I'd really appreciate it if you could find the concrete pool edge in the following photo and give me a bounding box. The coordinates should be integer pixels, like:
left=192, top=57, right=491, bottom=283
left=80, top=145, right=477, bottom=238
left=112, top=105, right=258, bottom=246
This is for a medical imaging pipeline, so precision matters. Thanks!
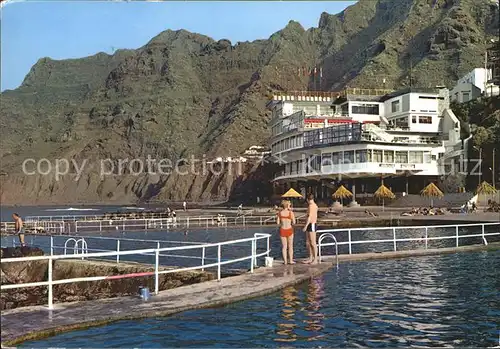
left=2, top=242, right=500, bottom=347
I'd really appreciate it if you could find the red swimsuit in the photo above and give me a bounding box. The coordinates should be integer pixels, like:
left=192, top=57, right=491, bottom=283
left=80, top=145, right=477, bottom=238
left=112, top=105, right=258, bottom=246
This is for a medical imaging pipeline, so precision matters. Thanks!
left=279, top=210, right=294, bottom=237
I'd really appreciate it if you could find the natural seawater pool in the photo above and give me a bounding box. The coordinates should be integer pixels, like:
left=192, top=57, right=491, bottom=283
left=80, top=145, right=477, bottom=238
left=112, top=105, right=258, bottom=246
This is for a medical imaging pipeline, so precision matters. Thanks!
left=22, top=249, right=500, bottom=348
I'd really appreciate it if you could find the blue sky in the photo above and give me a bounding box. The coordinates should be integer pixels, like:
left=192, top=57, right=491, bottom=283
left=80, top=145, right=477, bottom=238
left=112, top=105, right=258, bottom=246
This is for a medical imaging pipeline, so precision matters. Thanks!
left=1, top=0, right=355, bottom=91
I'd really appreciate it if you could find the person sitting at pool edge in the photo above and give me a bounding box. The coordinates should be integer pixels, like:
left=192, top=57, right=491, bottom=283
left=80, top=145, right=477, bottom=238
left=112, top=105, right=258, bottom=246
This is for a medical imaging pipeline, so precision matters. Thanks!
left=277, top=200, right=296, bottom=265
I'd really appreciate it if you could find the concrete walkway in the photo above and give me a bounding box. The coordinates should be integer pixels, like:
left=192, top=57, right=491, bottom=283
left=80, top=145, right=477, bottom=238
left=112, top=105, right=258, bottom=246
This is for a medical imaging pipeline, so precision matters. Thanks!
left=2, top=242, right=500, bottom=346
left=0, top=260, right=333, bottom=346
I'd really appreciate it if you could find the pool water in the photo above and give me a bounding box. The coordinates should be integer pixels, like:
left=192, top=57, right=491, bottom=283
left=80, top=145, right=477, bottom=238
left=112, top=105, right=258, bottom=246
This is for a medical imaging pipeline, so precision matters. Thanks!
left=22, top=249, right=500, bottom=348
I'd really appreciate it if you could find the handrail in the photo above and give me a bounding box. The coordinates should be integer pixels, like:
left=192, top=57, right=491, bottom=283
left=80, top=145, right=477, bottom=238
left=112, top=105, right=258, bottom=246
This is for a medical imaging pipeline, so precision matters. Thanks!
left=75, top=238, right=88, bottom=256
left=318, top=233, right=339, bottom=268
left=316, top=222, right=499, bottom=234
left=6, top=213, right=304, bottom=234
left=317, top=222, right=500, bottom=258
left=1, top=232, right=272, bottom=309
left=63, top=238, right=78, bottom=255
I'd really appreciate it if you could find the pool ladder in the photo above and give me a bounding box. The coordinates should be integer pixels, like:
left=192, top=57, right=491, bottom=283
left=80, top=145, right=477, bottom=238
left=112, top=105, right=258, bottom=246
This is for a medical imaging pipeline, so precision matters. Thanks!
left=318, top=233, right=339, bottom=269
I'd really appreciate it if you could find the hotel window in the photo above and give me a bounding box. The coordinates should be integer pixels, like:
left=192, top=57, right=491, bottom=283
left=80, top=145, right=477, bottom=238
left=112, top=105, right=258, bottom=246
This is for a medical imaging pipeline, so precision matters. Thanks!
left=344, top=151, right=355, bottom=163
left=412, top=116, right=417, bottom=123
left=383, top=150, right=394, bottom=163
left=391, top=100, right=400, bottom=113
left=395, top=117, right=409, bottom=128
left=332, top=152, right=341, bottom=165
left=419, top=116, right=432, bottom=124
left=396, top=151, right=408, bottom=163
left=424, top=152, right=432, bottom=163
left=373, top=150, right=383, bottom=162
left=409, top=151, right=424, bottom=163
left=352, top=103, right=379, bottom=115
left=322, top=153, right=332, bottom=166
left=366, top=150, right=372, bottom=162
left=356, top=150, right=368, bottom=163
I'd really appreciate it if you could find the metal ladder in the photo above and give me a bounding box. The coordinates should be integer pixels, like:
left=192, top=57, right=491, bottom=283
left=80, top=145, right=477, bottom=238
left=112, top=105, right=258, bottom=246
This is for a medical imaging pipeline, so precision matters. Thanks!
left=318, top=233, right=339, bottom=269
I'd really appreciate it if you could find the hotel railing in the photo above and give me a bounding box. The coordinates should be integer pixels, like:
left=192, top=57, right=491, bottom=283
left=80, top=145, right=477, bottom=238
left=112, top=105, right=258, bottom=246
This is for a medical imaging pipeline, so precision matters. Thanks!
left=1, top=233, right=272, bottom=309
left=317, top=222, right=500, bottom=260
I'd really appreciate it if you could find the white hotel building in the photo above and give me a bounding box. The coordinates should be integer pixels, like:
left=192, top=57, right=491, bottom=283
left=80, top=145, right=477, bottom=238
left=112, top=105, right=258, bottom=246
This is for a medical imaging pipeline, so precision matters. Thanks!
left=267, top=88, right=469, bottom=202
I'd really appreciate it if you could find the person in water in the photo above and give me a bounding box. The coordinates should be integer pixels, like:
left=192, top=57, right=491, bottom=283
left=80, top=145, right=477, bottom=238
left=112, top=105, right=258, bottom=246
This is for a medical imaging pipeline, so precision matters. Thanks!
left=12, top=213, right=26, bottom=247
left=303, top=194, right=318, bottom=264
left=277, top=200, right=296, bottom=265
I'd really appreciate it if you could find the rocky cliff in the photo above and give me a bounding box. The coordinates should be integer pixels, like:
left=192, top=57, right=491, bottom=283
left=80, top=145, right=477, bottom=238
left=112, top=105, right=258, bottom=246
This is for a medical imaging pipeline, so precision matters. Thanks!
left=1, top=0, right=498, bottom=204
left=1, top=247, right=214, bottom=310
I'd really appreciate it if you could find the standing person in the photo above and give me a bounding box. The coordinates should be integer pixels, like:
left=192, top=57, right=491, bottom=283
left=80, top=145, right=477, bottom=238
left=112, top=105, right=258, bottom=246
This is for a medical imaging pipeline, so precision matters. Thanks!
left=12, top=213, right=26, bottom=247
left=277, top=200, right=296, bottom=265
left=303, top=194, right=318, bottom=264
left=183, top=201, right=187, bottom=211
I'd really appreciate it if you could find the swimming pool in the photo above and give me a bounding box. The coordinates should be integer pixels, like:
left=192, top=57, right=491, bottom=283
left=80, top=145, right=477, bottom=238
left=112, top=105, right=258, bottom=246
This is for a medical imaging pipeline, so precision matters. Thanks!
left=21, top=249, right=500, bottom=347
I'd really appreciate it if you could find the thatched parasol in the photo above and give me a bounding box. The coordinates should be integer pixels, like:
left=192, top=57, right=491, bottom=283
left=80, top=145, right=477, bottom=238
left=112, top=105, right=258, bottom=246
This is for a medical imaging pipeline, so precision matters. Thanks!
left=281, top=188, right=303, bottom=198
left=281, top=188, right=303, bottom=209
left=332, top=185, right=353, bottom=206
left=420, top=182, right=444, bottom=207
left=476, top=181, right=497, bottom=195
left=374, top=184, right=395, bottom=211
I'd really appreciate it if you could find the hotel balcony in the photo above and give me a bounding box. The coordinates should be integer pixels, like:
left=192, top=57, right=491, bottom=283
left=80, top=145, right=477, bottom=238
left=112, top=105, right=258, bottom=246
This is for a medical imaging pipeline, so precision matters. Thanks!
left=274, top=162, right=439, bottom=181
left=302, top=123, right=442, bottom=149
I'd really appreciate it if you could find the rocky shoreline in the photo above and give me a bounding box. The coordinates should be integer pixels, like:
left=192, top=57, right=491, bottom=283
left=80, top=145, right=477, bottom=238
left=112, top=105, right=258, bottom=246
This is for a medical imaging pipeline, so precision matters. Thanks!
left=1, top=247, right=215, bottom=310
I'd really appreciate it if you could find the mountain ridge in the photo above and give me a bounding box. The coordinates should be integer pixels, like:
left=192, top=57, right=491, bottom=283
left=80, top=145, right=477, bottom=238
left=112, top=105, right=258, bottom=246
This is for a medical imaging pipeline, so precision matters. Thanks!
left=1, top=0, right=498, bottom=204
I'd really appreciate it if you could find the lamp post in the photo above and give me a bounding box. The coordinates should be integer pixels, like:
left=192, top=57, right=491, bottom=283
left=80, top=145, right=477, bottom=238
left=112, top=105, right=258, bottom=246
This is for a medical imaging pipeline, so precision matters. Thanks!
left=493, top=148, right=496, bottom=189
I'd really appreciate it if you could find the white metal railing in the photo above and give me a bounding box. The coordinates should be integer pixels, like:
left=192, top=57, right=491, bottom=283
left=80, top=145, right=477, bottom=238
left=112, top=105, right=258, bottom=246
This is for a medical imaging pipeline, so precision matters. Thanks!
left=1, top=220, right=65, bottom=234
left=25, top=214, right=229, bottom=223
left=4, top=214, right=285, bottom=235
left=11, top=234, right=223, bottom=266
left=1, top=233, right=272, bottom=309
left=317, top=223, right=500, bottom=257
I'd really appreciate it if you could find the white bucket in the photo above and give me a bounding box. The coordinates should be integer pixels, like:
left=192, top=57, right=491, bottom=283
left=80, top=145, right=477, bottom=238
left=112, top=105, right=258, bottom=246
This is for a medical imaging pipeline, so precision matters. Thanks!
left=265, top=257, right=274, bottom=267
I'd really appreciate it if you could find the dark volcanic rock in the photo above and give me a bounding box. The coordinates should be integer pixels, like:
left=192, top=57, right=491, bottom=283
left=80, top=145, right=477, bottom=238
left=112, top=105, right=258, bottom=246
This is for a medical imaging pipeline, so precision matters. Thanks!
left=0, top=253, right=215, bottom=310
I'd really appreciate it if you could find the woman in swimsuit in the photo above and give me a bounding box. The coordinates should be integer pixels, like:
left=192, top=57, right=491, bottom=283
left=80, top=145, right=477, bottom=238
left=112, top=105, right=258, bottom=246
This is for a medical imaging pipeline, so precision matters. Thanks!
left=277, top=200, right=296, bottom=265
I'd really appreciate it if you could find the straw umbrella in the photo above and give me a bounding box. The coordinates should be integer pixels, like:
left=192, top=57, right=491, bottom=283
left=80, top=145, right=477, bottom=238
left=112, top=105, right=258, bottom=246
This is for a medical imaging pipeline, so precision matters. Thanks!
left=281, top=188, right=303, bottom=209
left=476, top=181, right=498, bottom=204
left=332, top=185, right=353, bottom=207
left=281, top=188, right=303, bottom=199
left=420, top=182, right=444, bottom=207
left=374, top=184, right=395, bottom=211
left=476, top=181, right=497, bottom=195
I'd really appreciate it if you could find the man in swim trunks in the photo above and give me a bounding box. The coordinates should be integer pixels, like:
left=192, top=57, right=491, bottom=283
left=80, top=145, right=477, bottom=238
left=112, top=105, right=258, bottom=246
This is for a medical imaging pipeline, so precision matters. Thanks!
left=277, top=200, right=296, bottom=265
left=303, top=194, right=318, bottom=264
left=12, top=213, right=26, bottom=247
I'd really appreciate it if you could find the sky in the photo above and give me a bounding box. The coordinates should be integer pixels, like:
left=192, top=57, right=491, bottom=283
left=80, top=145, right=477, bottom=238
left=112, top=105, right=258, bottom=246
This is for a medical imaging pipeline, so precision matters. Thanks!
left=0, top=0, right=355, bottom=91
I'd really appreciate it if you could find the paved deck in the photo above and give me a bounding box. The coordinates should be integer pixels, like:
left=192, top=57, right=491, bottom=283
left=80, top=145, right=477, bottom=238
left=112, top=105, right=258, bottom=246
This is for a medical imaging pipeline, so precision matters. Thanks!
left=2, top=242, right=500, bottom=346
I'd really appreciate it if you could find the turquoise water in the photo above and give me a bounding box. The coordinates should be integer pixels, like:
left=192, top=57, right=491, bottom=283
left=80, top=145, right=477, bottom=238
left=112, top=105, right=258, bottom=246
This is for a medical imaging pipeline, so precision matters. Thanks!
left=22, top=250, right=500, bottom=348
